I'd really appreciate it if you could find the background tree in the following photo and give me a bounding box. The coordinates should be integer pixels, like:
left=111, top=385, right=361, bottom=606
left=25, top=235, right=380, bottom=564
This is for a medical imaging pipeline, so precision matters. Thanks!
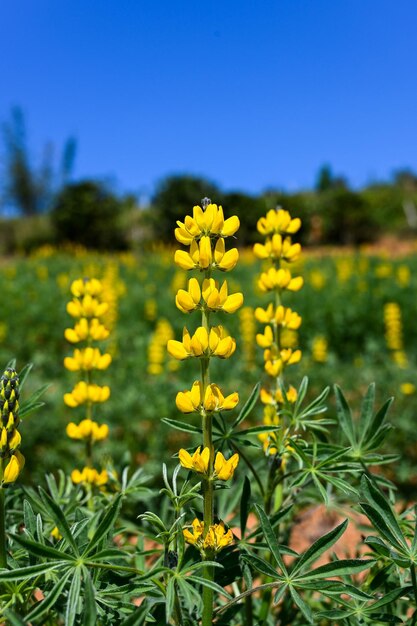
left=1, top=107, right=76, bottom=216
left=51, top=180, right=132, bottom=250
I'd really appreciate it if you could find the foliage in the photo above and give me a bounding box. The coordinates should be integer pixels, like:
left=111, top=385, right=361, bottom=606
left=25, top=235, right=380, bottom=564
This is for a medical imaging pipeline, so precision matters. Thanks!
left=51, top=180, right=133, bottom=250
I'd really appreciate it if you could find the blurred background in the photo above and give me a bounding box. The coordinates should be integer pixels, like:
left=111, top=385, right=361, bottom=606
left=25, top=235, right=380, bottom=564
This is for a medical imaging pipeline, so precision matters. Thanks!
left=1, top=1, right=417, bottom=492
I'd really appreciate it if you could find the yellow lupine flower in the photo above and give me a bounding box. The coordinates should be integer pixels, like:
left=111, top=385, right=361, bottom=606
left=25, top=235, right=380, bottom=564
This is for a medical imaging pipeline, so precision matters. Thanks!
left=255, top=304, right=302, bottom=330
left=260, top=385, right=297, bottom=405
left=203, top=522, right=233, bottom=552
left=178, top=446, right=210, bottom=474
left=167, top=326, right=236, bottom=360
left=64, top=317, right=110, bottom=343
left=213, top=238, right=239, bottom=272
left=183, top=518, right=233, bottom=552
left=176, top=381, right=239, bottom=413
left=64, top=347, right=112, bottom=371
left=201, top=279, right=243, bottom=313
left=3, top=450, right=25, bottom=484
left=66, top=294, right=109, bottom=319
left=66, top=418, right=109, bottom=442
left=257, top=208, right=301, bottom=237
left=64, top=382, right=111, bottom=407
left=256, top=325, right=274, bottom=348
left=214, top=451, right=239, bottom=481
left=400, top=382, right=416, bottom=395
left=253, top=234, right=301, bottom=263
left=258, top=267, right=303, bottom=293
left=71, top=466, right=108, bottom=487
left=175, top=204, right=240, bottom=243
left=183, top=517, right=204, bottom=545
left=51, top=526, right=62, bottom=540
left=70, top=278, right=103, bottom=298
left=176, top=278, right=202, bottom=313
left=264, top=348, right=302, bottom=377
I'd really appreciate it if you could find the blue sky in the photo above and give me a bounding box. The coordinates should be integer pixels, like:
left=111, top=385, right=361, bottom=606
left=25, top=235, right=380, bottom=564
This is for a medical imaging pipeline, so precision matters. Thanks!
left=1, top=0, right=417, bottom=199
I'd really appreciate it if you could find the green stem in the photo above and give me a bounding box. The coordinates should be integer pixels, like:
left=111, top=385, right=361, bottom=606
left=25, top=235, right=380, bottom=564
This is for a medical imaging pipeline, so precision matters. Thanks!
left=0, top=487, right=6, bottom=568
left=201, top=291, right=214, bottom=626
left=411, top=564, right=417, bottom=621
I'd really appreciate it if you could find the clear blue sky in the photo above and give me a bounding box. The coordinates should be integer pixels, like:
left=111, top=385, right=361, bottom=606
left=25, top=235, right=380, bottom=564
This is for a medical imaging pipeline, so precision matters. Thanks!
left=1, top=0, right=417, bottom=199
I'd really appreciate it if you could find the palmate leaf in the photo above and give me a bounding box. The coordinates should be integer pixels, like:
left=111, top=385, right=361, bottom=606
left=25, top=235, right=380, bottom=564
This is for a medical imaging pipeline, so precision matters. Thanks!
left=290, top=585, right=314, bottom=624
left=9, top=533, right=76, bottom=562
left=334, top=385, right=356, bottom=446
left=161, top=418, right=202, bottom=434
left=82, top=568, right=97, bottom=626
left=295, top=558, right=375, bottom=581
left=241, top=552, right=281, bottom=578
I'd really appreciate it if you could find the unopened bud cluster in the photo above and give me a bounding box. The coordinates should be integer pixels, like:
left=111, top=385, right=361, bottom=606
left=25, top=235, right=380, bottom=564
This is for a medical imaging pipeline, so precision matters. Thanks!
left=0, top=369, right=24, bottom=485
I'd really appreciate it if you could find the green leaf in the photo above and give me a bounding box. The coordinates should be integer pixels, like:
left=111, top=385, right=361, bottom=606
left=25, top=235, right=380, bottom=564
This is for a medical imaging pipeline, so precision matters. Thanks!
left=10, top=534, right=76, bottom=562
left=289, top=585, right=314, bottom=623
left=292, top=519, right=348, bottom=576
left=254, top=504, right=287, bottom=575
left=23, top=499, right=37, bottom=535
left=19, top=384, right=49, bottom=418
left=240, top=476, right=251, bottom=537
left=82, top=569, right=97, bottom=626
left=358, top=383, right=375, bottom=444
left=2, top=610, right=27, bottom=626
left=0, top=561, right=61, bottom=581
left=232, top=382, right=260, bottom=428
left=241, top=552, right=280, bottom=578
left=38, top=487, right=79, bottom=556
left=296, top=558, right=375, bottom=581
left=165, top=578, right=175, bottom=623
left=187, top=575, right=233, bottom=598
left=161, top=418, right=202, bottom=434
left=334, top=385, right=356, bottom=446
left=360, top=476, right=407, bottom=551
left=83, top=494, right=122, bottom=557
left=25, top=569, right=72, bottom=622
left=65, top=568, right=81, bottom=626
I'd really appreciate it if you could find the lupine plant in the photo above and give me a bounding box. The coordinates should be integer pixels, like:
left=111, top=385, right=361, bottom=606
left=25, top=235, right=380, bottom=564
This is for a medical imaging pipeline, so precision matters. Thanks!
left=0, top=203, right=415, bottom=625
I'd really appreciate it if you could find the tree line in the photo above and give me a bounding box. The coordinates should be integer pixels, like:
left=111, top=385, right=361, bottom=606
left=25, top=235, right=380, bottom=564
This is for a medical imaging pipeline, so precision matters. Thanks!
left=1, top=108, right=416, bottom=251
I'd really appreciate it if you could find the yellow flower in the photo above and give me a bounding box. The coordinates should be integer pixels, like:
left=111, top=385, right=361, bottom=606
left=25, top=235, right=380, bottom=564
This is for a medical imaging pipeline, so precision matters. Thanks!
left=66, top=418, right=109, bottom=442
left=71, top=467, right=108, bottom=486
left=312, top=335, right=328, bottom=363
left=203, top=521, right=233, bottom=552
left=176, top=278, right=202, bottom=313
left=214, top=451, right=239, bottom=480
left=176, top=381, right=239, bottom=413
left=64, top=382, right=111, bottom=407
left=257, top=208, right=301, bottom=237
left=178, top=446, right=210, bottom=475
left=70, top=278, right=103, bottom=298
left=256, top=325, right=274, bottom=348
left=400, top=382, right=416, bottom=395
left=175, top=204, right=240, bottom=244
left=51, top=526, right=62, bottom=540
left=66, top=295, right=108, bottom=319
left=64, top=348, right=112, bottom=371
left=260, top=385, right=297, bottom=405
left=253, top=234, right=301, bottom=263
left=65, top=318, right=110, bottom=343
left=258, top=267, right=303, bottom=293
left=183, top=517, right=205, bottom=545
left=264, top=348, right=302, bottom=376
left=167, top=326, right=236, bottom=360
left=213, top=238, right=239, bottom=272
left=201, top=279, right=243, bottom=313
left=183, top=518, right=233, bottom=552
left=2, top=450, right=25, bottom=484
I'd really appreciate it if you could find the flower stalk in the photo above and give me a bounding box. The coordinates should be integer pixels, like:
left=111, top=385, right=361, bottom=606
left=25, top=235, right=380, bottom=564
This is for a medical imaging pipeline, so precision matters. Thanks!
left=168, top=199, right=242, bottom=624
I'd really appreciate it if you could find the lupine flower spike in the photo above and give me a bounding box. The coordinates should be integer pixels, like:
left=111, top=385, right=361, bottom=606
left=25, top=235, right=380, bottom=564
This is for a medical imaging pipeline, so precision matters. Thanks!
left=254, top=207, right=303, bottom=481
left=169, top=199, right=242, bottom=626
left=64, top=278, right=111, bottom=490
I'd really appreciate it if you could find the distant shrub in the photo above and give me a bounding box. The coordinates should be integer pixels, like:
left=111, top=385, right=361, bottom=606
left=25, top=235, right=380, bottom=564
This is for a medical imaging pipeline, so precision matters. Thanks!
left=51, top=180, right=130, bottom=250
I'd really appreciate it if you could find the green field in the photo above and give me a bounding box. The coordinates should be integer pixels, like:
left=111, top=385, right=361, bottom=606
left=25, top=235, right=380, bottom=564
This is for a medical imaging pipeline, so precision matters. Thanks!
left=1, top=243, right=415, bottom=491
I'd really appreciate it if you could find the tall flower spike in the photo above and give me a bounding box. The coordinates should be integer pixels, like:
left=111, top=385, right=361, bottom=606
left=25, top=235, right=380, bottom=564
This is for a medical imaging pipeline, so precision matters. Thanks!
left=254, top=206, right=303, bottom=460
left=64, top=278, right=111, bottom=489
left=171, top=200, right=241, bottom=624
